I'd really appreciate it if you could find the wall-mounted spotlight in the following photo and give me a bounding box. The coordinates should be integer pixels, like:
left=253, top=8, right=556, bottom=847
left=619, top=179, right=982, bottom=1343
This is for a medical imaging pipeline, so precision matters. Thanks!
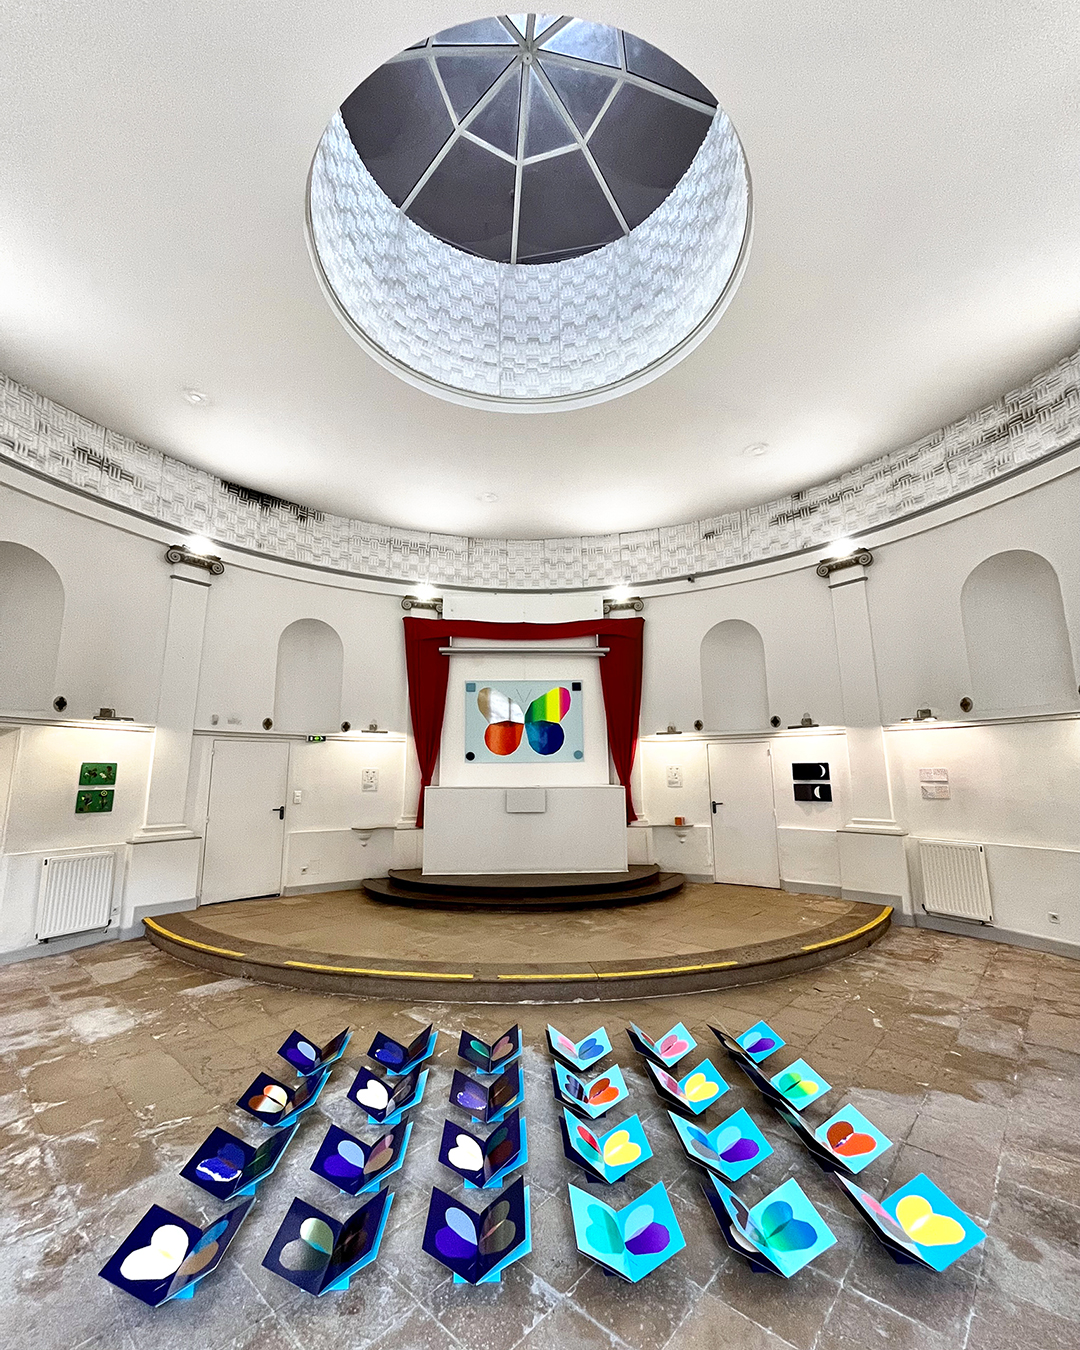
left=787, top=713, right=819, bottom=728
left=603, top=596, right=644, bottom=615
left=401, top=593, right=443, bottom=615
left=165, top=538, right=225, bottom=574
left=815, top=539, right=873, bottom=578
left=656, top=724, right=682, bottom=735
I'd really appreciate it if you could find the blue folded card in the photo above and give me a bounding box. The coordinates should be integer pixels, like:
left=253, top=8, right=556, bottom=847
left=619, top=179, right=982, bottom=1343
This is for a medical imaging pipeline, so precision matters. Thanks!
left=438, top=1108, right=527, bottom=1189
left=458, top=1025, right=521, bottom=1075
left=235, top=1066, right=330, bottom=1128
left=551, top=1062, right=630, bottom=1118
left=833, top=1172, right=986, bottom=1271
left=278, top=1026, right=351, bottom=1076
left=546, top=1024, right=612, bottom=1070
left=422, top=1176, right=531, bottom=1285
left=569, top=1180, right=685, bottom=1282
left=311, top=1120, right=411, bottom=1196
left=348, top=1064, right=427, bottom=1125
left=262, top=1190, right=393, bottom=1294
left=100, top=1197, right=253, bottom=1306
left=704, top=1175, right=837, bottom=1278
left=449, top=1063, right=523, bottom=1124
left=768, top=1058, right=831, bottom=1111
left=626, top=1021, right=696, bottom=1068
left=367, top=1024, right=437, bottom=1076
left=181, top=1122, right=297, bottom=1199
left=668, top=1107, right=772, bottom=1183
left=734, top=1020, right=785, bottom=1063
left=645, top=1057, right=729, bottom=1115
left=560, top=1107, right=652, bottom=1184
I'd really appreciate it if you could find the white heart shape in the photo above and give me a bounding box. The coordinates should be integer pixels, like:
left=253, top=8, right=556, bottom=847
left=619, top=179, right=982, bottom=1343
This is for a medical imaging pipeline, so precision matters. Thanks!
left=355, top=1077, right=389, bottom=1110
left=447, top=1134, right=484, bottom=1172
left=119, top=1224, right=189, bottom=1281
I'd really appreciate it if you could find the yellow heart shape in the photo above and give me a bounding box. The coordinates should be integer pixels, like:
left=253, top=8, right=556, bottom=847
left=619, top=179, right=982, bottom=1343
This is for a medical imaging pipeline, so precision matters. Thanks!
left=895, top=1194, right=966, bottom=1247
left=683, top=1072, right=719, bottom=1102
left=602, top=1130, right=641, bottom=1167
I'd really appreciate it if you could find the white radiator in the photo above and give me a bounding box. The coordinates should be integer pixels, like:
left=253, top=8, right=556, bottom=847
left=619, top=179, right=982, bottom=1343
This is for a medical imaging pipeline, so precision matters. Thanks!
left=918, top=839, right=993, bottom=922
left=36, top=852, right=115, bottom=941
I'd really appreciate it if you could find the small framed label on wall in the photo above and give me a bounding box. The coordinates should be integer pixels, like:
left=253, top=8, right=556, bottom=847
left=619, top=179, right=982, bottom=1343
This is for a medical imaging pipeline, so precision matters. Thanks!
left=79, top=762, right=117, bottom=785
left=76, top=789, right=114, bottom=814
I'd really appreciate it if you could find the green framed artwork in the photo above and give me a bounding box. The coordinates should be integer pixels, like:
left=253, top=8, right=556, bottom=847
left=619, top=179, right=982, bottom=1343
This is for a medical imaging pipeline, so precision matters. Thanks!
left=76, top=789, right=114, bottom=814
left=80, top=762, right=117, bottom=785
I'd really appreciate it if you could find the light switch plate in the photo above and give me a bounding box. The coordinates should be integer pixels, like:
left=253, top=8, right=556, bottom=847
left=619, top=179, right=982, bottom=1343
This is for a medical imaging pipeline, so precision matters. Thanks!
left=921, top=783, right=950, bottom=799
left=293, top=790, right=303, bottom=804
left=919, top=767, right=949, bottom=782
left=361, top=768, right=378, bottom=792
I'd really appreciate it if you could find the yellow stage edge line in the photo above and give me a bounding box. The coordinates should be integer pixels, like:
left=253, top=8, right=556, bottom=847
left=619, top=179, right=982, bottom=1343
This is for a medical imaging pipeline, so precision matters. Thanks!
left=284, top=959, right=473, bottom=979
left=143, top=919, right=247, bottom=959
left=598, top=960, right=740, bottom=978
left=800, top=907, right=893, bottom=953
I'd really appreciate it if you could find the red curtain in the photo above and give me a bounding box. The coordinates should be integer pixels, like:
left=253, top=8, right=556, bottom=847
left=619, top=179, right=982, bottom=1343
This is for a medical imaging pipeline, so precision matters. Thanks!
left=403, top=616, right=644, bottom=827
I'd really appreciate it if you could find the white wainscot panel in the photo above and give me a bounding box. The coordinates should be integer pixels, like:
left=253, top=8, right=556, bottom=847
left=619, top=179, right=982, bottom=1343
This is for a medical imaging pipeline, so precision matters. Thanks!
left=651, top=824, right=712, bottom=880
left=983, top=843, right=1079, bottom=945
left=283, top=827, right=393, bottom=890
left=777, top=827, right=841, bottom=895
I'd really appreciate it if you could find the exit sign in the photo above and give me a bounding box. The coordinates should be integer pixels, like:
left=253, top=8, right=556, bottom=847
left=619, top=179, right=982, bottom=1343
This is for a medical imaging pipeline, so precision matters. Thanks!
left=306, top=735, right=327, bottom=743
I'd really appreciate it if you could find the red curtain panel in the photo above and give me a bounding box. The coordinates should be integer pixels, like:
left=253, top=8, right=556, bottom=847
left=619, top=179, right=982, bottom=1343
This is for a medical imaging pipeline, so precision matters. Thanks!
left=403, top=616, right=644, bottom=827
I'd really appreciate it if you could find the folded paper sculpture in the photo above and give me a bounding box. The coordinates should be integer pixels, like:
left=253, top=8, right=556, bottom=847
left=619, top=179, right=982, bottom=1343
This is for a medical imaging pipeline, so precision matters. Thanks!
left=310, top=1121, right=411, bottom=1196
left=181, top=1122, right=297, bottom=1200
left=100, top=1197, right=253, bottom=1306
left=551, top=1062, right=629, bottom=1119
left=768, top=1058, right=831, bottom=1111
left=458, top=1025, right=521, bottom=1075
left=546, top=1024, right=612, bottom=1070
left=278, top=1027, right=351, bottom=1076
left=262, top=1190, right=393, bottom=1294
left=774, top=1101, right=893, bottom=1175
left=704, top=1175, right=838, bottom=1277
left=625, top=1021, right=696, bottom=1068
left=367, top=1024, right=437, bottom=1076
left=668, top=1107, right=773, bottom=1183
left=569, top=1180, right=685, bottom=1282
left=833, top=1172, right=986, bottom=1271
left=438, top=1108, right=527, bottom=1189
left=645, top=1057, right=729, bottom=1116
left=559, top=1107, right=652, bottom=1184
left=422, top=1176, right=531, bottom=1284
left=449, top=1063, right=523, bottom=1124
left=348, top=1065, right=427, bottom=1125
left=733, top=1020, right=785, bottom=1063
left=236, top=1067, right=330, bottom=1128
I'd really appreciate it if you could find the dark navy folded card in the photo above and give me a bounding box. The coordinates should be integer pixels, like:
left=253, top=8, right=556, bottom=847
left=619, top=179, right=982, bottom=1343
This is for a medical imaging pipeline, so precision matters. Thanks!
left=262, top=1190, right=393, bottom=1295
left=438, top=1109, right=526, bottom=1188
left=458, top=1025, right=521, bottom=1075
left=278, top=1026, right=351, bottom=1076
left=449, top=1063, right=523, bottom=1124
left=422, top=1176, right=530, bottom=1284
left=181, top=1123, right=297, bottom=1200
left=348, top=1065, right=426, bottom=1124
left=100, top=1197, right=253, bottom=1306
left=236, top=1067, right=330, bottom=1127
left=311, top=1121, right=411, bottom=1196
left=367, top=1024, right=437, bottom=1076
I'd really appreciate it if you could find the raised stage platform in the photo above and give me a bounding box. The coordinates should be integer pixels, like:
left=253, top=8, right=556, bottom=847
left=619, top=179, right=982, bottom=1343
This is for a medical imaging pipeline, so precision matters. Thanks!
left=143, top=882, right=892, bottom=1003
left=362, top=863, right=685, bottom=907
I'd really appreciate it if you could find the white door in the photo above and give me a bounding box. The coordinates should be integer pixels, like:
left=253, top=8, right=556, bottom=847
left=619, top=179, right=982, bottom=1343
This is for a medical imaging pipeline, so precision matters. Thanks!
left=201, top=740, right=290, bottom=905
left=707, top=741, right=780, bottom=888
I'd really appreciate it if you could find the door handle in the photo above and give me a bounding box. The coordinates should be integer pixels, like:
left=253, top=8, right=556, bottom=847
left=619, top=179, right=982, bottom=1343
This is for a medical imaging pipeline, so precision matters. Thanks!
left=711, top=800, right=723, bottom=812
left=272, top=806, right=285, bottom=819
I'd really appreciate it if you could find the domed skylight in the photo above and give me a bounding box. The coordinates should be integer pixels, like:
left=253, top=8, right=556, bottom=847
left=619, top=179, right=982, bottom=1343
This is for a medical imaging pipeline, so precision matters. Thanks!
left=339, top=13, right=718, bottom=264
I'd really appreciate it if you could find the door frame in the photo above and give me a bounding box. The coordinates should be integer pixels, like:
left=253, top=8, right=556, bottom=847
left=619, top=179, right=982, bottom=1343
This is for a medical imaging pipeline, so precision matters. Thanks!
left=197, top=736, right=292, bottom=905
left=706, top=739, right=781, bottom=888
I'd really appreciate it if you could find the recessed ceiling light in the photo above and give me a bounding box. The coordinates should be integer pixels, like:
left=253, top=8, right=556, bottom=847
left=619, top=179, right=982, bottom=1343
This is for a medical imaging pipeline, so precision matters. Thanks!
left=182, top=388, right=210, bottom=405
left=477, top=492, right=499, bottom=503
left=742, top=442, right=768, bottom=456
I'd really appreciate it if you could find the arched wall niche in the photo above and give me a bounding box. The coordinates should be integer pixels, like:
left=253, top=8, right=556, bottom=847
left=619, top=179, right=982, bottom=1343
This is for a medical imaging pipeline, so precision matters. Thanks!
left=0, top=542, right=64, bottom=713
left=700, top=619, right=770, bottom=731
left=273, top=619, right=344, bottom=733
left=960, top=550, right=1077, bottom=715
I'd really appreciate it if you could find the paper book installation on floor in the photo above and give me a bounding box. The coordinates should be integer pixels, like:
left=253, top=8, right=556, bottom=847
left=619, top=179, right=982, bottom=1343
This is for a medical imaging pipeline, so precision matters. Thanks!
left=450, top=1062, right=523, bottom=1124
left=348, top=1064, right=427, bottom=1125
left=569, top=1181, right=686, bottom=1282
left=833, top=1173, right=986, bottom=1271
left=645, top=1057, right=729, bottom=1114
left=551, top=1061, right=630, bottom=1118
left=560, top=1108, right=653, bottom=1184
left=310, top=1121, right=411, bottom=1196
left=181, top=1122, right=298, bottom=1200
left=100, top=1197, right=254, bottom=1306
left=669, top=1107, right=774, bottom=1183
left=734, top=1020, right=786, bottom=1062
left=278, top=1026, right=351, bottom=1075
left=236, top=1066, right=330, bottom=1128
left=423, top=1176, right=531, bottom=1284
left=367, top=1023, right=437, bottom=1075
left=705, top=1176, right=838, bottom=1278
left=464, top=679, right=583, bottom=761
left=458, top=1024, right=521, bottom=1074
left=626, top=1021, right=696, bottom=1067
left=438, top=1107, right=527, bottom=1189
left=547, top=1024, right=612, bottom=1070
left=263, top=1190, right=393, bottom=1295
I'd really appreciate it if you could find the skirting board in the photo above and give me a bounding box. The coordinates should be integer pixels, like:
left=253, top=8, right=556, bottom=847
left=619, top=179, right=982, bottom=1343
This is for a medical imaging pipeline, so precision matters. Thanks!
left=283, top=879, right=366, bottom=896
left=895, top=908, right=1080, bottom=961
left=841, top=888, right=904, bottom=908
left=118, top=896, right=197, bottom=942
left=783, top=880, right=843, bottom=898
left=0, top=926, right=117, bottom=965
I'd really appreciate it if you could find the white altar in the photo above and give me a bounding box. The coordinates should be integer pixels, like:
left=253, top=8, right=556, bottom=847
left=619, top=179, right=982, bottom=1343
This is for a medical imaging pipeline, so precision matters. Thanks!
left=421, top=785, right=628, bottom=875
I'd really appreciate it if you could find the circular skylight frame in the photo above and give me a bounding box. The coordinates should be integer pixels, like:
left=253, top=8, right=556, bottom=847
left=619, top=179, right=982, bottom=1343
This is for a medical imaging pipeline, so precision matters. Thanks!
left=306, top=14, right=753, bottom=414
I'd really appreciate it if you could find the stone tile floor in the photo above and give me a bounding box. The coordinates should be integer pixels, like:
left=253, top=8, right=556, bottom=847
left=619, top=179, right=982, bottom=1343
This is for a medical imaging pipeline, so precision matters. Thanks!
left=0, top=924, right=1077, bottom=1350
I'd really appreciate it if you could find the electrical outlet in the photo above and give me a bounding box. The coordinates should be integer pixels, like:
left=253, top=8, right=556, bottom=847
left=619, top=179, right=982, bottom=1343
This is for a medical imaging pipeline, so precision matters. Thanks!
left=361, top=768, right=378, bottom=792
left=1048, top=912, right=1061, bottom=925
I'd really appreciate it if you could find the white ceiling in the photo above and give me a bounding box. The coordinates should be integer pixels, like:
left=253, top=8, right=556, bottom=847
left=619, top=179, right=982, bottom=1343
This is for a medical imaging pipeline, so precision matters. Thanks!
left=1, top=2, right=1077, bottom=540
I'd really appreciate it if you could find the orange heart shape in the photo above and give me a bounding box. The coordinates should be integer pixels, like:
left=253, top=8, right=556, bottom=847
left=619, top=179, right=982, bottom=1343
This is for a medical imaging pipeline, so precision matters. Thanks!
left=826, top=1120, right=876, bottom=1157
